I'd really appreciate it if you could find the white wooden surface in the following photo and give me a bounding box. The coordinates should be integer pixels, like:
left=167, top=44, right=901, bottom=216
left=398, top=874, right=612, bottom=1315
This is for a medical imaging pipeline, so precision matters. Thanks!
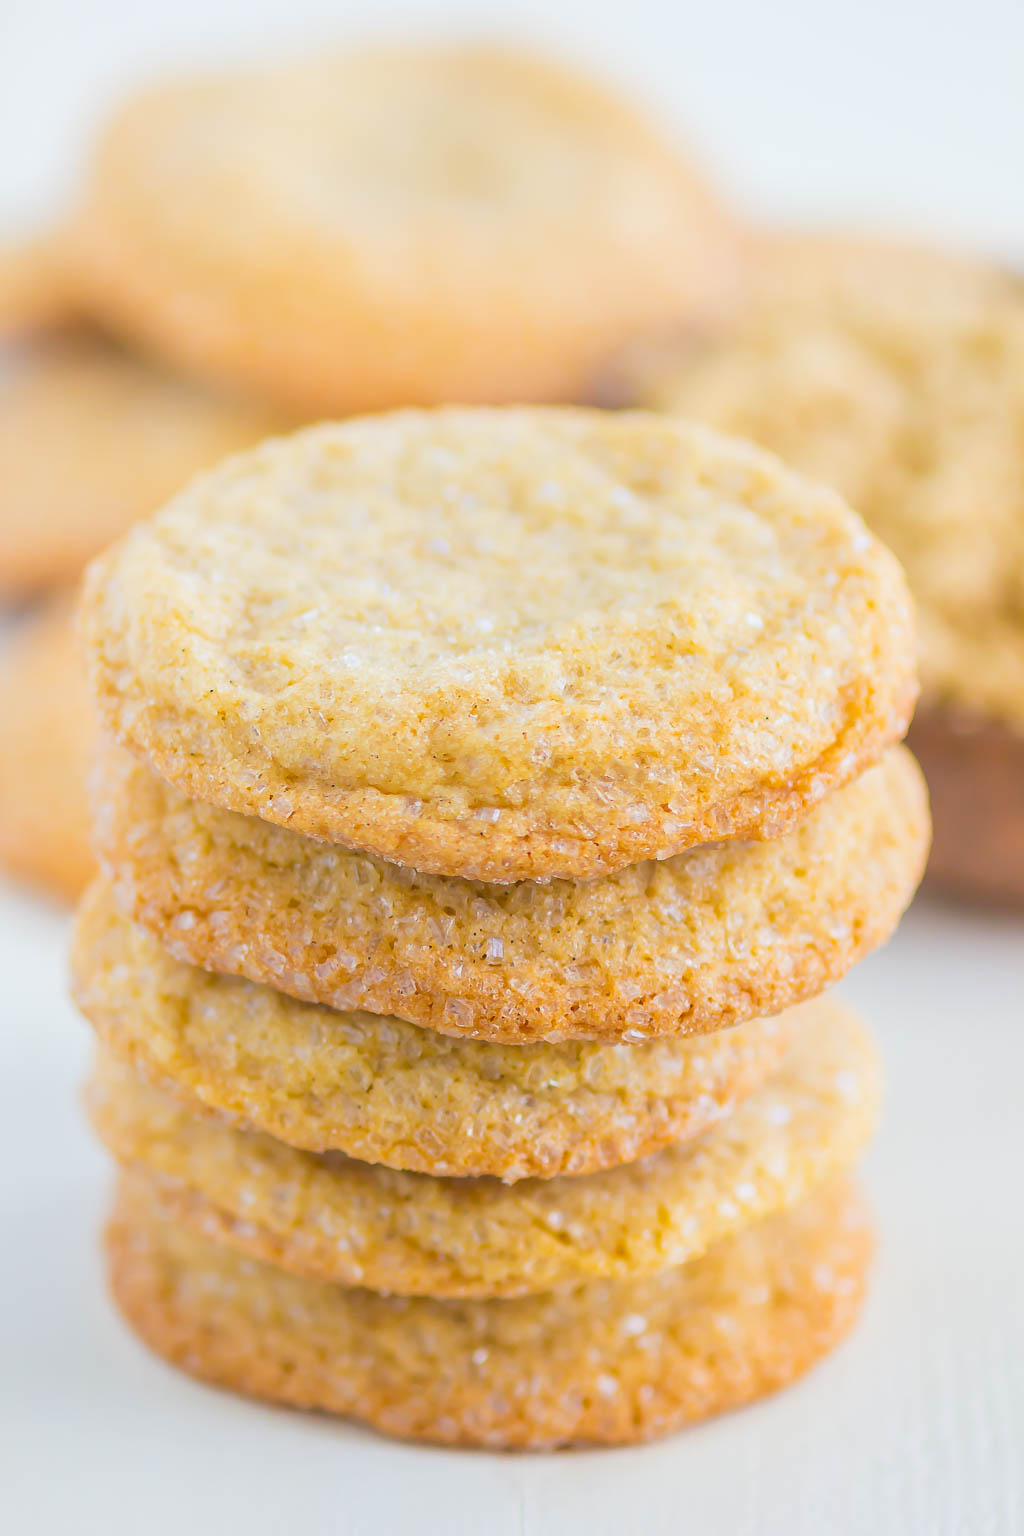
left=1, top=3, right=1023, bottom=1531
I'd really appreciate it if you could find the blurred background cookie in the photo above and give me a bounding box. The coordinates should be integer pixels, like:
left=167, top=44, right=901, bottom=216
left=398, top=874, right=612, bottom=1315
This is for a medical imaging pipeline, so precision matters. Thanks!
left=0, top=233, right=76, bottom=336
left=61, top=46, right=744, bottom=413
left=0, top=332, right=282, bottom=901
left=0, top=598, right=93, bottom=902
left=631, top=233, right=1024, bottom=904
left=0, top=333, right=281, bottom=601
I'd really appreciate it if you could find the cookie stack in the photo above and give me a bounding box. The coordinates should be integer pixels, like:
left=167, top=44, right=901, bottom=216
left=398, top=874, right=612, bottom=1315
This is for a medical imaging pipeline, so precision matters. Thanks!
left=72, top=409, right=927, bottom=1448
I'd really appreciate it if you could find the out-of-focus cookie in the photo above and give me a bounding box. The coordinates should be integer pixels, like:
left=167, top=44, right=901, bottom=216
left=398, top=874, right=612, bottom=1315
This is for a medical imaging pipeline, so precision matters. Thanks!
left=907, top=707, right=1024, bottom=904
left=64, top=46, right=742, bottom=414
left=106, top=1171, right=872, bottom=1449
left=86, top=1001, right=880, bottom=1298
left=0, top=335, right=279, bottom=599
left=0, top=233, right=75, bottom=336
left=81, top=410, right=916, bottom=883
left=636, top=234, right=1024, bottom=728
left=93, top=742, right=927, bottom=1043
left=632, top=234, right=1024, bottom=900
left=73, top=879, right=792, bottom=1179
left=0, top=599, right=93, bottom=901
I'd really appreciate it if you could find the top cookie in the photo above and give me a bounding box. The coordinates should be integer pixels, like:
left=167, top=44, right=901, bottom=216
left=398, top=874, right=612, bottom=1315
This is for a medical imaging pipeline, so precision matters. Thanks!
left=63, top=46, right=742, bottom=413
left=82, top=408, right=916, bottom=882
left=635, top=233, right=1024, bottom=730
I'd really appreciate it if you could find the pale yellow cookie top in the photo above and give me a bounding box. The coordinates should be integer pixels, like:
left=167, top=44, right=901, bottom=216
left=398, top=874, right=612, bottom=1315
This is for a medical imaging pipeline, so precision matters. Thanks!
left=87, top=999, right=880, bottom=1298
left=107, top=1172, right=870, bottom=1449
left=65, top=46, right=741, bottom=413
left=94, top=740, right=928, bottom=1042
left=638, top=232, right=1024, bottom=729
left=0, top=598, right=93, bottom=901
left=82, top=409, right=916, bottom=881
left=72, top=877, right=791, bottom=1180
left=0, top=334, right=280, bottom=598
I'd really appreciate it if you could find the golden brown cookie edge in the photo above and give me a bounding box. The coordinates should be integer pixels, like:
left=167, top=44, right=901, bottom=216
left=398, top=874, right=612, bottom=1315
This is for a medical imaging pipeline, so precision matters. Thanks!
left=104, top=1170, right=872, bottom=1449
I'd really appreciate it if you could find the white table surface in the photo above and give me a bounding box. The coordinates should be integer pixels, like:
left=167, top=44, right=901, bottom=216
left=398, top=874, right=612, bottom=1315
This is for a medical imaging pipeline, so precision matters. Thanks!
left=2, top=3, right=1024, bottom=1531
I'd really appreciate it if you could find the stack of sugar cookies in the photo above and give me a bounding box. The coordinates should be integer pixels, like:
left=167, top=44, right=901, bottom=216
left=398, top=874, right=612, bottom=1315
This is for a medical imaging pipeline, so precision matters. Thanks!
left=72, top=409, right=928, bottom=1448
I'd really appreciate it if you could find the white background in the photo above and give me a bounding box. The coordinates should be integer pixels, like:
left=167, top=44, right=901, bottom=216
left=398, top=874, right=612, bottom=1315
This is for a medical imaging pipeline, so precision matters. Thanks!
left=3, top=0, right=1024, bottom=255
left=1, top=3, right=1023, bottom=1533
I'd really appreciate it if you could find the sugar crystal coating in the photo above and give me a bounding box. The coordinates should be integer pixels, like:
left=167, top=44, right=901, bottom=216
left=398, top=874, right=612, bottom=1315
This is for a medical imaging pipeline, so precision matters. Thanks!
left=86, top=1000, right=880, bottom=1298
left=106, top=1172, right=872, bottom=1449
left=81, top=408, right=917, bottom=881
left=73, top=879, right=792, bottom=1180
left=91, top=739, right=928, bottom=1041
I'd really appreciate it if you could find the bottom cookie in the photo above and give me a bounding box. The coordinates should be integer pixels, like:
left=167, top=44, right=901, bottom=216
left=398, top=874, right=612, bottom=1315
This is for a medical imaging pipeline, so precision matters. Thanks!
left=908, top=705, right=1024, bottom=906
left=106, top=1172, right=871, bottom=1450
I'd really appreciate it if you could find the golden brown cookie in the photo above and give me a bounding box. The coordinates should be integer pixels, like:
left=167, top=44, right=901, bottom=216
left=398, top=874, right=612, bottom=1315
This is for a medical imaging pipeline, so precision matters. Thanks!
left=86, top=1000, right=879, bottom=1298
left=93, top=741, right=928, bottom=1043
left=634, top=231, right=1024, bottom=734
left=907, top=706, right=1024, bottom=905
left=64, top=46, right=741, bottom=414
left=106, top=1171, right=872, bottom=1449
left=0, top=598, right=93, bottom=901
left=73, top=880, right=793, bottom=1179
left=0, top=233, right=75, bottom=336
left=0, top=334, right=279, bottom=599
left=82, top=409, right=916, bottom=883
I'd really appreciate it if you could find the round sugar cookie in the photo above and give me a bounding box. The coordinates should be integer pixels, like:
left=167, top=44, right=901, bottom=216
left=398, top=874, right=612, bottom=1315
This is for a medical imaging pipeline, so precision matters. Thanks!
left=65, top=46, right=742, bottom=413
left=106, top=1172, right=872, bottom=1449
left=93, top=741, right=928, bottom=1042
left=74, top=879, right=790, bottom=1180
left=86, top=1000, right=880, bottom=1298
left=0, top=599, right=93, bottom=901
left=81, top=409, right=917, bottom=882
left=0, top=334, right=279, bottom=599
